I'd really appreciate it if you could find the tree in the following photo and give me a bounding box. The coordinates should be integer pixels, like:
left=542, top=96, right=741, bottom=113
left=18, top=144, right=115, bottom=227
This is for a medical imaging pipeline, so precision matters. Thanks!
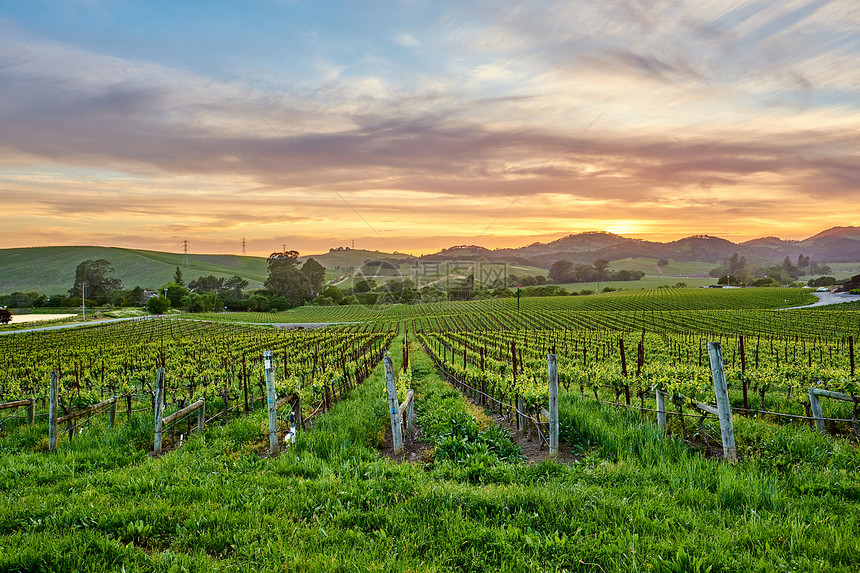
left=301, top=258, right=326, bottom=297
left=69, top=260, right=123, bottom=303
left=188, top=275, right=224, bottom=293
left=321, top=286, right=344, bottom=304
left=161, top=283, right=190, bottom=307
left=146, top=295, right=170, bottom=314
left=246, top=294, right=270, bottom=312
left=127, top=286, right=146, bottom=306
left=657, top=259, right=670, bottom=268
left=593, top=259, right=611, bottom=280
left=727, top=253, right=747, bottom=276
left=180, top=292, right=207, bottom=312
left=264, top=251, right=311, bottom=305
left=0, top=309, right=11, bottom=325
left=174, top=266, right=185, bottom=286
left=808, top=276, right=836, bottom=287
left=353, top=279, right=376, bottom=294
left=224, top=275, right=249, bottom=298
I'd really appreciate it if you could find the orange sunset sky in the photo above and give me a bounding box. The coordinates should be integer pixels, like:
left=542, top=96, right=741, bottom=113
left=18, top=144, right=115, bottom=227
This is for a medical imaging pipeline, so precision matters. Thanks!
left=1, top=1, right=858, bottom=256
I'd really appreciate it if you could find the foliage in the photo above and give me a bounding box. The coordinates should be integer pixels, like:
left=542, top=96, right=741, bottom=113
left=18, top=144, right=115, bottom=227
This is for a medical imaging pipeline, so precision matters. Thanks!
left=548, top=259, right=644, bottom=284
left=187, top=275, right=224, bottom=293
left=69, top=259, right=123, bottom=302
left=0, top=308, right=11, bottom=324
left=300, top=258, right=326, bottom=297
left=224, top=275, right=249, bottom=297
left=145, top=295, right=170, bottom=314
left=265, top=251, right=311, bottom=305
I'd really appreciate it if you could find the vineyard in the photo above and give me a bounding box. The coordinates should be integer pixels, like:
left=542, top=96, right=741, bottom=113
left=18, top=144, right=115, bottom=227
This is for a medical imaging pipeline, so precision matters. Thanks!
left=1, top=290, right=859, bottom=571
left=176, top=286, right=816, bottom=325
left=0, top=319, right=394, bottom=452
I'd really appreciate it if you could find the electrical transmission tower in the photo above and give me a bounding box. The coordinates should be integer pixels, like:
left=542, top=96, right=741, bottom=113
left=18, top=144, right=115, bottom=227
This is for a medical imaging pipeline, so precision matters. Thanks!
left=241, top=238, right=247, bottom=255
left=182, top=240, right=189, bottom=267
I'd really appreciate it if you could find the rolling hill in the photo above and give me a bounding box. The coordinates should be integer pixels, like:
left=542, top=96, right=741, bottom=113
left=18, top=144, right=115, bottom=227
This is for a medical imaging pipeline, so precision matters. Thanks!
left=2, top=226, right=858, bottom=295
left=0, top=247, right=268, bottom=295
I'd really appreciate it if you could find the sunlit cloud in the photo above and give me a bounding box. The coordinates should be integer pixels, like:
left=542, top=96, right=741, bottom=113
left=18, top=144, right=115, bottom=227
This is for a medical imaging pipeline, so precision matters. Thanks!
left=0, top=1, right=858, bottom=256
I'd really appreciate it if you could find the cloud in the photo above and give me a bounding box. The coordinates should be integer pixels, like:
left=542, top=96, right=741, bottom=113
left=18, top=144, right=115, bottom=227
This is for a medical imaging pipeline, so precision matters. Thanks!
left=1, top=2, right=859, bottom=254
left=394, top=33, right=419, bottom=48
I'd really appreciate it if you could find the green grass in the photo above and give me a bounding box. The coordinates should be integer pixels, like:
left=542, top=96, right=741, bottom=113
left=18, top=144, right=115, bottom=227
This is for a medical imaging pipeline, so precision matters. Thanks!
left=2, top=329, right=860, bottom=571
left=557, top=276, right=716, bottom=291
left=0, top=246, right=267, bottom=295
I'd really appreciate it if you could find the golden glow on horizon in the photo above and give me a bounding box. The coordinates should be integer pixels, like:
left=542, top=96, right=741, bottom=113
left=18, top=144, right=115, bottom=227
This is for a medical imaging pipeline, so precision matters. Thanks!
left=1, top=1, right=859, bottom=256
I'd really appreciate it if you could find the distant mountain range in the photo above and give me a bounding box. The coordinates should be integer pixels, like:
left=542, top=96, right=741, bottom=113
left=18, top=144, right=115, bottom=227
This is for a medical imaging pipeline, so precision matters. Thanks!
left=419, top=226, right=860, bottom=269
left=2, top=227, right=858, bottom=295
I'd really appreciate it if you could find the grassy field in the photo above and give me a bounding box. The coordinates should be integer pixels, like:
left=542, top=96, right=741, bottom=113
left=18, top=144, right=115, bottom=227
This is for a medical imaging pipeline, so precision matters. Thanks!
left=557, top=276, right=716, bottom=291
left=1, top=333, right=859, bottom=571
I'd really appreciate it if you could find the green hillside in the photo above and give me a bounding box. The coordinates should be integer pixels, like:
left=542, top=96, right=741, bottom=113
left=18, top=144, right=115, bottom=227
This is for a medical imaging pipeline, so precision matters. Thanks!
left=0, top=247, right=267, bottom=295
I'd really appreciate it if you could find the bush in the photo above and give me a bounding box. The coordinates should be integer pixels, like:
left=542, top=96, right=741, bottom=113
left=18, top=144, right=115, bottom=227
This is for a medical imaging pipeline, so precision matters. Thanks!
left=145, top=295, right=170, bottom=314
left=808, top=276, right=837, bottom=287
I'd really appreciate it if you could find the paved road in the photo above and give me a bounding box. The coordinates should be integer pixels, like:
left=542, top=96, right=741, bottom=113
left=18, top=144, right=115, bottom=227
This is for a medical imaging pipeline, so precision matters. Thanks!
left=782, top=291, right=860, bottom=310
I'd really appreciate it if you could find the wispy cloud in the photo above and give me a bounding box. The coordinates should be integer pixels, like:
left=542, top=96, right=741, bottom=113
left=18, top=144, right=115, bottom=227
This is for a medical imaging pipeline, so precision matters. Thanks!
left=0, top=1, right=858, bottom=254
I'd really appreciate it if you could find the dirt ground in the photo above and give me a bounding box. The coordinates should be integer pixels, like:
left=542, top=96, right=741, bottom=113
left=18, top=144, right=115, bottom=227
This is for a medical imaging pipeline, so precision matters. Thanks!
left=6, top=313, right=76, bottom=323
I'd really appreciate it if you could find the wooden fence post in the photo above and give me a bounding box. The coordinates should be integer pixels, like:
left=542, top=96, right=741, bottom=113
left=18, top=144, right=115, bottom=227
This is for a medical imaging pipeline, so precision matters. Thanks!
left=655, top=387, right=667, bottom=434
left=548, top=354, right=559, bottom=456
left=26, top=399, right=35, bottom=425
left=109, top=397, right=116, bottom=428
left=384, top=356, right=403, bottom=455
left=153, top=367, right=165, bottom=455
left=808, top=388, right=827, bottom=436
left=707, top=342, right=737, bottom=462
left=265, top=351, right=279, bottom=455
left=516, top=395, right=525, bottom=432
left=49, top=371, right=58, bottom=452
left=406, top=392, right=414, bottom=433
left=243, top=353, right=250, bottom=412
left=197, top=401, right=205, bottom=432
left=295, top=394, right=304, bottom=431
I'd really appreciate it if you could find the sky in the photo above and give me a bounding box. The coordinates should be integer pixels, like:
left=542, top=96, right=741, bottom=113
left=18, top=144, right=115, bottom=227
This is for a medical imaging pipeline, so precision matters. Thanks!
left=1, top=0, right=858, bottom=257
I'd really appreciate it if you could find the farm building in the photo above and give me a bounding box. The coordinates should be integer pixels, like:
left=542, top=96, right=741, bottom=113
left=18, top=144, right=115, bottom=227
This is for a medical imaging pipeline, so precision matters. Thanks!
left=837, top=273, right=860, bottom=292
